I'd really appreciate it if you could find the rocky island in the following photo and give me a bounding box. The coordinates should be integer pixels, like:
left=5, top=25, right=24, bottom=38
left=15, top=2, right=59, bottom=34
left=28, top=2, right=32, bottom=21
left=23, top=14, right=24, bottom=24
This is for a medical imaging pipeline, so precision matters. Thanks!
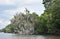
left=1, top=0, right=60, bottom=35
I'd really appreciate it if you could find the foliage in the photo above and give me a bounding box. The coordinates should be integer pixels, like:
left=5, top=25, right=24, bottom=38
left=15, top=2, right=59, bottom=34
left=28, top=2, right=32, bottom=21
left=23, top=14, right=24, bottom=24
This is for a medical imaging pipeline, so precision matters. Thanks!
left=2, top=0, right=60, bottom=35
left=2, top=24, right=17, bottom=33
left=43, top=0, right=60, bottom=35
left=3, top=10, right=40, bottom=34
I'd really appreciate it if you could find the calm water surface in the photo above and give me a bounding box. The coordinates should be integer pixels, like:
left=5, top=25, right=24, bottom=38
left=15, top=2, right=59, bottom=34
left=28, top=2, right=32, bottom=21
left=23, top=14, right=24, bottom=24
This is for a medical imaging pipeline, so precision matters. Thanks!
left=0, top=32, right=60, bottom=39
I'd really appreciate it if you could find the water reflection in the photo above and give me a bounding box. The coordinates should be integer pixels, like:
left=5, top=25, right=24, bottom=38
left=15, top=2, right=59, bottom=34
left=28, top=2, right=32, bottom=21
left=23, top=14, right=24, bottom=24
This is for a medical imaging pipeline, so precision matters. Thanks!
left=0, top=33, right=60, bottom=39
left=46, top=35, right=60, bottom=39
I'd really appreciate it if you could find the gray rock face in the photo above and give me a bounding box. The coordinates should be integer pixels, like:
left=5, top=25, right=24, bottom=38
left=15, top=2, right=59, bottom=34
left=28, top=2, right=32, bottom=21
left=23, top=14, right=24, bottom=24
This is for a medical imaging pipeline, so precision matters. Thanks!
left=10, top=12, right=39, bottom=35
left=18, top=23, right=34, bottom=35
left=10, top=8, right=39, bottom=34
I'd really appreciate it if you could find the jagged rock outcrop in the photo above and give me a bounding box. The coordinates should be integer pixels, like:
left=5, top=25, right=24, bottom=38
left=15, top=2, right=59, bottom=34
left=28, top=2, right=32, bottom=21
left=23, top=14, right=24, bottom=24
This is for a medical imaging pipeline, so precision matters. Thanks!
left=10, top=9, right=39, bottom=35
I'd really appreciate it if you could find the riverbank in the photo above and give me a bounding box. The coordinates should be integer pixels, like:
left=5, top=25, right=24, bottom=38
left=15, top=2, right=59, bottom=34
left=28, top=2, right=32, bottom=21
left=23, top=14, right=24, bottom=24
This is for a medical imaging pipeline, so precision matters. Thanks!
left=1, top=31, right=60, bottom=36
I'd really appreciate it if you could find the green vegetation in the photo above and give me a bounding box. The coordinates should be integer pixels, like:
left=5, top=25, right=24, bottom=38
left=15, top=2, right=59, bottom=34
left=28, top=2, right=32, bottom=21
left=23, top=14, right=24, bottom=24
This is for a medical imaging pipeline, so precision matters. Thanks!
left=2, top=9, right=40, bottom=34
left=2, top=24, right=18, bottom=33
left=42, top=0, right=60, bottom=35
left=1, top=0, right=60, bottom=35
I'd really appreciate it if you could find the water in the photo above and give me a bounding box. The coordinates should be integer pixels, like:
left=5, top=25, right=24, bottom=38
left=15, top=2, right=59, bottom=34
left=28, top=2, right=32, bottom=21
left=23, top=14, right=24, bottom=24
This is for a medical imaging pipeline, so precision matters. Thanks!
left=0, top=32, right=60, bottom=39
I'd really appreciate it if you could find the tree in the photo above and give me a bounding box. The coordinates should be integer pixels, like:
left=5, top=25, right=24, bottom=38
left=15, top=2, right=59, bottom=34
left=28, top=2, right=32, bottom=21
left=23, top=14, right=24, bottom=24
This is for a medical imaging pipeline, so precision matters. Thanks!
left=43, top=0, right=60, bottom=35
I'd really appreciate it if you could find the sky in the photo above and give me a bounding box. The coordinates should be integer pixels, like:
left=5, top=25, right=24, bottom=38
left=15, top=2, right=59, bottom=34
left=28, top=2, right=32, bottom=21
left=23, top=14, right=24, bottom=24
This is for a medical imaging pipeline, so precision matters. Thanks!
left=0, top=0, right=45, bottom=29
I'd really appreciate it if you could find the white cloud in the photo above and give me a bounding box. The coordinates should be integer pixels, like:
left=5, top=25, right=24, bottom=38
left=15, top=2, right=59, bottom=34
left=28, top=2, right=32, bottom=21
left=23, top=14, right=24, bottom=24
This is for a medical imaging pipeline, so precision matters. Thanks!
left=3, top=6, right=44, bottom=17
left=0, top=0, right=42, bottom=5
left=0, top=0, right=14, bottom=5
left=3, top=7, right=25, bottom=15
left=0, top=20, right=2, bottom=24
left=25, top=0, right=42, bottom=4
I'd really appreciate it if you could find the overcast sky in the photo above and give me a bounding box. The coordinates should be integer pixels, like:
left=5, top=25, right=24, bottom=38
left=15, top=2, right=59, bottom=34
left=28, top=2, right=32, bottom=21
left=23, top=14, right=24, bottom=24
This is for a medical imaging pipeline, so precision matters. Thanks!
left=0, top=0, right=45, bottom=29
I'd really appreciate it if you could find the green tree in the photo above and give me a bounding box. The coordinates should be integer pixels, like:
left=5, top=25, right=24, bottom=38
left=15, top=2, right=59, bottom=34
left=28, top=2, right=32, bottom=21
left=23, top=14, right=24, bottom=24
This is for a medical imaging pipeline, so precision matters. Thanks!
left=43, top=0, right=60, bottom=34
